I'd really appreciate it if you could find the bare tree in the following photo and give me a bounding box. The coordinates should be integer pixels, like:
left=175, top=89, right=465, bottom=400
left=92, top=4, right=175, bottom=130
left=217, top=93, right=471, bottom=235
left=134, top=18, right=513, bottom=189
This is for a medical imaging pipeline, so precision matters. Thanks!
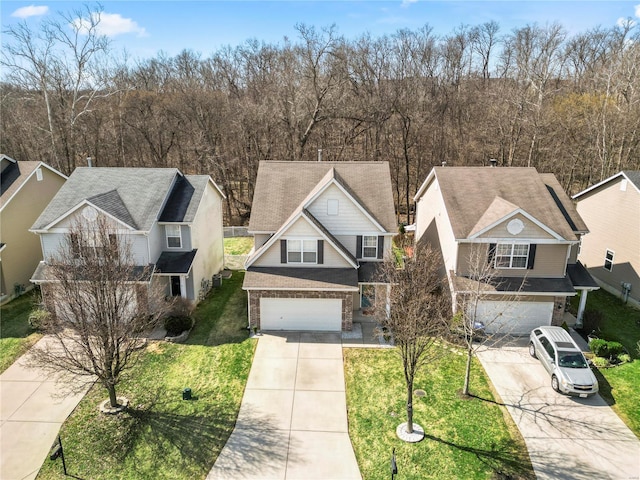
left=375, top=243, right=450, bottom=436
left=453, top=244, right=524, bottom=396
left=28, top=215, right=167, bottom=408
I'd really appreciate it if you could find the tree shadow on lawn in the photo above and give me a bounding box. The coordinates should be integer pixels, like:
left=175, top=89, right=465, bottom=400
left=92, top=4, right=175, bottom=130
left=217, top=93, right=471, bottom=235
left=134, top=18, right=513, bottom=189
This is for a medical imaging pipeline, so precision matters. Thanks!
left=423, top=433, right=534, bottom=480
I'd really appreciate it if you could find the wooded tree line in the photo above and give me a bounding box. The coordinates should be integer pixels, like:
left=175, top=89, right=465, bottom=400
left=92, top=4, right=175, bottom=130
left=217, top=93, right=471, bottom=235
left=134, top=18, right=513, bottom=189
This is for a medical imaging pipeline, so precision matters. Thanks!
left=2, top=5, right=639, bottom=224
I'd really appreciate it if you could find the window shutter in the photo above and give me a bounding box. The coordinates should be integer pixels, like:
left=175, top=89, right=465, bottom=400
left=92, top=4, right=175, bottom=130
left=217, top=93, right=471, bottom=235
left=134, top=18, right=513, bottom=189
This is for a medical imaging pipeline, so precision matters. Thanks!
left=317, top=240, right=324, bottom=264
left=487, top=243, right=496, bottom=267
left=280, top=240, right=287, bottom=264
left=356, top=236, right=363, bottom=259
left=377, top=236, right=384, bottom=259
left=527, top=244, right=536, bottom=269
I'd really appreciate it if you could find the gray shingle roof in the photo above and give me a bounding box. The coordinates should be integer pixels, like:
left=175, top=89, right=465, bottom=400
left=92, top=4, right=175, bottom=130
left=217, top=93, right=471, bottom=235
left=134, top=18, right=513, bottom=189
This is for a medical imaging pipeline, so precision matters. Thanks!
left=453, top=273, right=576, bottom=295
left=155, top=250, right=197, bottom=274
left=622, top=171, right=640, bottom=190
left=244, top=267, right=359, bottom=290
left=31, top=168, right=209, bottom=231
left=248, top=161, right=397, bottom=233
left=431, top=167, right=579, bottom=241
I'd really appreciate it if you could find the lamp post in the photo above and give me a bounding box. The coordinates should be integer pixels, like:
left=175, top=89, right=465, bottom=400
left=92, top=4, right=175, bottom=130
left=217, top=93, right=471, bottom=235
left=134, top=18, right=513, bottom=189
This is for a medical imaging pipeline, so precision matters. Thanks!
left=49, top=435, right=67, bottom=475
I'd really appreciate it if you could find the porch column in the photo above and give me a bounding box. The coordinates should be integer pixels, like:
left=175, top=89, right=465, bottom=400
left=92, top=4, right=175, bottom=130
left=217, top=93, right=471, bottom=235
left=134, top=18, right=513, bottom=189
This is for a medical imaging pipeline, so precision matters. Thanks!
left=180, top=276, right=187, bottom=299
left=386, top=284, right=391, bottom=319
left=576, top=289, right=588, bottom=328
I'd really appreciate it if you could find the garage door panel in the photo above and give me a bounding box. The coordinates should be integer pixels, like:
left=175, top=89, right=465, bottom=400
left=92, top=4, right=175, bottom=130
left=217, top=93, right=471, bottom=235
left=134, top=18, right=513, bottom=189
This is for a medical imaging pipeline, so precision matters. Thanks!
left=474, top=301, right=553, bottom=335
left=260, top=298, right=342, bottom=331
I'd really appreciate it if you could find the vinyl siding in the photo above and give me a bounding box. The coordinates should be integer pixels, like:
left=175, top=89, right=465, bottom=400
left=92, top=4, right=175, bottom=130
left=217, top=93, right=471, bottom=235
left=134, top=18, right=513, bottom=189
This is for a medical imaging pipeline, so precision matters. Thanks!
left=477, top=212, right=557, bottom=240
left=577, top=177, right=640, bottom=303
left=307, top=183, right=381, bottom=234
left=457, top=242, right=567, bottom=277
left=254, top=234, right=272, bottom=249
left=415, top=177, right=457, bottom=274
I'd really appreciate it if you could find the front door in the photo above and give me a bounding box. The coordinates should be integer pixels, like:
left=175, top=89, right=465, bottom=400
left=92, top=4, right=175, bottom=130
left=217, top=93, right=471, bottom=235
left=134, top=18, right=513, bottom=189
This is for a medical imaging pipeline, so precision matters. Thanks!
left=170, top=276, right=181, bottom=297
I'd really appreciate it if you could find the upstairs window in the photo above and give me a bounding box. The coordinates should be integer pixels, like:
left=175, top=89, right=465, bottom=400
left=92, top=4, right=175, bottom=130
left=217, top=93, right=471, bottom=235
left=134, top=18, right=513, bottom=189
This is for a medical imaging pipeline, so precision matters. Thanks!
left=166, top=225, right=182, bottom=248
left=362, top=236, right=378, bottom=259
left=495, top=243, right=529, bottom=269
left=604, top=249, right=614, bottom=271
left=287, top=239, right=317, bottom=264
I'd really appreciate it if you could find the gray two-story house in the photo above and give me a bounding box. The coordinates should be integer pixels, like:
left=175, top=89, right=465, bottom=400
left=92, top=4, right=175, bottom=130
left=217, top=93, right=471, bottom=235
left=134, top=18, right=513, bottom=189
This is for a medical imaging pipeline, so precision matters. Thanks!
left=30, top=167, right=225, bottom=312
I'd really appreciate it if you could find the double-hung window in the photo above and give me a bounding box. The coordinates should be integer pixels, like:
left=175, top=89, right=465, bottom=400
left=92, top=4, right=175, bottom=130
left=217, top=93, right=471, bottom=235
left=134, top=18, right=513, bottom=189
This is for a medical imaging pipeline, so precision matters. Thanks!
left=362, top=235, right=378, bottom=259
left=166, top=225, right=182, bottom=248
left=287, top=239, right=317, bottom=264
left=495, top=243, right=529, bottom=269
left=604, top=249, right=614, bottom=271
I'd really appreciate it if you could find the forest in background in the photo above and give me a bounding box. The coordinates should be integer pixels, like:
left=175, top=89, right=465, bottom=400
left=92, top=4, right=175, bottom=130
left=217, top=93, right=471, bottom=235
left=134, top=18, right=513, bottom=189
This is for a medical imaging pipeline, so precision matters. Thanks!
left=2, top=5, right=639, bottom=224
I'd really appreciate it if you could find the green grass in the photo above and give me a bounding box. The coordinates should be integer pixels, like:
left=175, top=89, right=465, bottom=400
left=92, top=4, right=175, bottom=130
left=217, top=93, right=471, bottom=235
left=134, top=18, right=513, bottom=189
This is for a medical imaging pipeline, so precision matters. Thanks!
left=223, top=237, right=253, bottom=256
left=0, top=291, right=42, bottom=373
left=344, top=347, right=534, bottom=480
left=572, top=289, right=640, bottom=437
left=37, top=272, right=255, bottom=480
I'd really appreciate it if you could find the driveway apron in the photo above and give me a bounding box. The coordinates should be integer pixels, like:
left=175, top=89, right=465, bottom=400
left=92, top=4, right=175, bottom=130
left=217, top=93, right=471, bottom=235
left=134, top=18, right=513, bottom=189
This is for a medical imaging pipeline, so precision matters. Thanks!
left=0, top=336, right=90, bottom=480
left=207, top=332, right=361, bottom=480
left=477, top=338, right=640, bottom=480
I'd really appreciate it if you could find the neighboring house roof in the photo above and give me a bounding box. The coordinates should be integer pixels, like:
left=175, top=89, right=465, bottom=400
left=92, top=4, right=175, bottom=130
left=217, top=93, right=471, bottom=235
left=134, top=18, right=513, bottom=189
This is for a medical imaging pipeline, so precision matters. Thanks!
left=31, top=168, right=221, bottom=232
left=243, top=267, right=359, bottom=291
left=415, top=167, right=580, bottom=241
left=0, top=157, right=67, bottom=212
left=572, top=170, right=640, bottom=199
left=248, top=161, right=397, bottom=233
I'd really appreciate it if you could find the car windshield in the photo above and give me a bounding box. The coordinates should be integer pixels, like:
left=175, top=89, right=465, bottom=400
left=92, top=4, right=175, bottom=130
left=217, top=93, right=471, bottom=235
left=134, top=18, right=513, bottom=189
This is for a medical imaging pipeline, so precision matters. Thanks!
left=558, top=351, right=588, bottom=368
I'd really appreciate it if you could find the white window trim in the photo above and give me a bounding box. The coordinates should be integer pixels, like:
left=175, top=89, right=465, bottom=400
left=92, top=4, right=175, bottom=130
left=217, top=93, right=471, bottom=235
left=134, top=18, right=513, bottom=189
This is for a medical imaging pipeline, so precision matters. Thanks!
left=495, top=242, right=529, bottom=269
left=287, top=238, right=317, bottom=264
left=362, top=235, right=378, bottom=259
left=604, top=249, right=614, bottom=272
left=166, top=225, right=182, bottom=249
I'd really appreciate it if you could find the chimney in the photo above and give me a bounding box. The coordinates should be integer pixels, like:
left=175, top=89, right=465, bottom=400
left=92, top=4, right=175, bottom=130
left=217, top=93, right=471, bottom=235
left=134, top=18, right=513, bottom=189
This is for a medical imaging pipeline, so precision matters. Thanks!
left=87, top=156, right=93, bottom=167
left=317, top=148, right=322, bottom=162
left=489, top=158, right=497, bottom=167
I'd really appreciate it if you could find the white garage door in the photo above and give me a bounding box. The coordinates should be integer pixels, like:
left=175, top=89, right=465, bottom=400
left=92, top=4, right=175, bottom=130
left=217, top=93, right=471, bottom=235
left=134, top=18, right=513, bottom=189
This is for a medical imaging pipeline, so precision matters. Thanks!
left=474, top=301, right=554, bottom=335
left=260, top=298, right=342, bottom=331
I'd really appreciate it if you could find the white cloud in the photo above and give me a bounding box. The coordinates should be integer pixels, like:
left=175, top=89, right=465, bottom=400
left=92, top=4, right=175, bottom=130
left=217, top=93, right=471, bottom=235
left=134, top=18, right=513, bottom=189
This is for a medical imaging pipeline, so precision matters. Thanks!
left=11, top=5, right=49, bottom=18
left=617, top=16, right=637, bottom=28
left=401, top=0, right=418, bottom=8
left=635, top=4, right=640, bottom=18
left=73, top=12, right=147, bottom=38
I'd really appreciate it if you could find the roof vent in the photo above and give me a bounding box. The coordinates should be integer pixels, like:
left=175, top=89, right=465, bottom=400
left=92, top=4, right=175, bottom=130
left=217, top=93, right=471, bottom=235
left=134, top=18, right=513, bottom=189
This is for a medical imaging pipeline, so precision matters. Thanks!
left=441, top=161, right=447, bottom=167
left=317, top=148, right=322, bottom=162
left=489, top=158, right=497, bottom=167
left=87, top=156, right=93, bottom=168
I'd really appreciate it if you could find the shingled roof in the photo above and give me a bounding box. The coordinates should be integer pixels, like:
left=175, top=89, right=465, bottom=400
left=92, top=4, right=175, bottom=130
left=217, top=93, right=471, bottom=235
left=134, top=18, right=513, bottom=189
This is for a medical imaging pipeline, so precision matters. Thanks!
left=248, top=161, right=397, bottom=233
left=418, top=167, right=581, bottom=241
left=31, top=168, right=212, bottom=231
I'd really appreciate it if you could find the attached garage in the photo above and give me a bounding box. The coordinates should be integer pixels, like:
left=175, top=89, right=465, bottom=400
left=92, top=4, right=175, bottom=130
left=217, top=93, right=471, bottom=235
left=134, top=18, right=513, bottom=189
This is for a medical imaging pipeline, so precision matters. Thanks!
left=474, top=300, right=554, bottom=335
left=260, top=297, right=342, bottom=331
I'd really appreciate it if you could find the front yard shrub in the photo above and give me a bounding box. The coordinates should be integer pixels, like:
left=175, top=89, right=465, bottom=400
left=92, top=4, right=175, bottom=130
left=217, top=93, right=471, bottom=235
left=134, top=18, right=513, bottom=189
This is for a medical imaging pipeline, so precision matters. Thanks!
left=592, top=356, right=609, bottom=368
left=589, top=338, right=607, bottom=356
left=590, top=338, right=626, bottom=360
left=27, top=308, right=50, bottom=331
left=164, top=315, right=193, bottom=335
left=618, top=353, right=631, bottom=364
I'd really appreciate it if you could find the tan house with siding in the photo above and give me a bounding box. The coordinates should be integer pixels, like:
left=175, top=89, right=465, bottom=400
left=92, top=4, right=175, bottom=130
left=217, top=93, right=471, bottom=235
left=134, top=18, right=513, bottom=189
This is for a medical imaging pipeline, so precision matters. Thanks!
left=414, top=166, right=598, bottom=334
left=0, top=155, right=66, bottom=304
left=573, top=171, right=640, bottom=308
left=243, top=161, right=397, bottom=332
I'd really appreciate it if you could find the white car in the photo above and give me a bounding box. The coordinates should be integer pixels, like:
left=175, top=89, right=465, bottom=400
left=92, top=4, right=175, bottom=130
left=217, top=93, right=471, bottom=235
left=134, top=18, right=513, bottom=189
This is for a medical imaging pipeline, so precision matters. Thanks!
left=529, top=326, right=598, bottom=398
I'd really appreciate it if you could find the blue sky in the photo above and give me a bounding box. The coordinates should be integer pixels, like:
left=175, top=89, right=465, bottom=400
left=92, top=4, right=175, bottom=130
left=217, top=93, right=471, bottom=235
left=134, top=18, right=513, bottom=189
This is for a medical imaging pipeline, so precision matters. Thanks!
left=2, top=1, right=640, bottom=60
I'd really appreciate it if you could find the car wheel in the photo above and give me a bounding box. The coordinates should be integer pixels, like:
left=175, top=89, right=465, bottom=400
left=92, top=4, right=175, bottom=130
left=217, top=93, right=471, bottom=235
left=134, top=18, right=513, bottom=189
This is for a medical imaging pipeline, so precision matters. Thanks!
left=529, top=342, right=536, bottom=358
left=551, top=375, right=560, bottom=392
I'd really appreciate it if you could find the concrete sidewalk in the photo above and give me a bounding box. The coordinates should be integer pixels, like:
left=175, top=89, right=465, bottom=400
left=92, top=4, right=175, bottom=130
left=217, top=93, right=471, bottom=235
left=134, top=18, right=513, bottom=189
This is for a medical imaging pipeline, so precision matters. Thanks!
left=207, top=332, right=361, bottom=480
left=0, top=337, right=91, bottom=480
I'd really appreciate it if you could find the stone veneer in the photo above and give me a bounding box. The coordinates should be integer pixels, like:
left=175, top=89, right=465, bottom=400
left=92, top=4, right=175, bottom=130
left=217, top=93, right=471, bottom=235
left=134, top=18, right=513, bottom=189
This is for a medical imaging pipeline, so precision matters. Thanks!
left=551, top=296, right=567, bottom=326
left=248, top=290, right=354, bottom=331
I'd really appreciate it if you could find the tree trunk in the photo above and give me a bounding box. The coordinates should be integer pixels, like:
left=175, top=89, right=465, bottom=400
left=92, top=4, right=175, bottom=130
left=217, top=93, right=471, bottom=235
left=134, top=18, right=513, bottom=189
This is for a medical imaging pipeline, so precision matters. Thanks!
left=463, top=345, right=473, bottom=396
left=406, top=380, right=414, bottom=433
left=107, top=382, right=118, bottom=408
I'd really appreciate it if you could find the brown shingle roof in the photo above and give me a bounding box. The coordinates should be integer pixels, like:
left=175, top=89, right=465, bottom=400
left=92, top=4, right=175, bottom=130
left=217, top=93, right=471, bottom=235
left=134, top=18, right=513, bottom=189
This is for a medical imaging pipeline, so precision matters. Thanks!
left=244, top=267, right=359, bottom=290
left=248, top=161, right=397, bottom=233
left=0, top=161, right=40, bottom=208
left=432, top=167, right=579, bottom=240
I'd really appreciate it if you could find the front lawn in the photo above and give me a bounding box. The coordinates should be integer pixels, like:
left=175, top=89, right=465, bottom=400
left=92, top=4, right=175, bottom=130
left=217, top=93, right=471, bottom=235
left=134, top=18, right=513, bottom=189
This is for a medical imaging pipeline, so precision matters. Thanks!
left=0, top=291, right=42, bottom=373
left=223, top=236, right=253, bottom=255
left=572, top=289, right=640, bottom=437
left=344, top=348, right=534, bottom=480
left=37, top=272, right=254, bottom=480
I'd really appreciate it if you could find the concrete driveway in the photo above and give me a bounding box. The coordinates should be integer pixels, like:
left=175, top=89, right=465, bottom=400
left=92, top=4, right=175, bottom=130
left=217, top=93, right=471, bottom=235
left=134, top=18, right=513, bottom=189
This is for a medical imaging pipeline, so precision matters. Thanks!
left=477, top=335, right=640, bottom=480
left=207, top=331, right=361, bottom=480
left=0, top=336, right=91, bottom=480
